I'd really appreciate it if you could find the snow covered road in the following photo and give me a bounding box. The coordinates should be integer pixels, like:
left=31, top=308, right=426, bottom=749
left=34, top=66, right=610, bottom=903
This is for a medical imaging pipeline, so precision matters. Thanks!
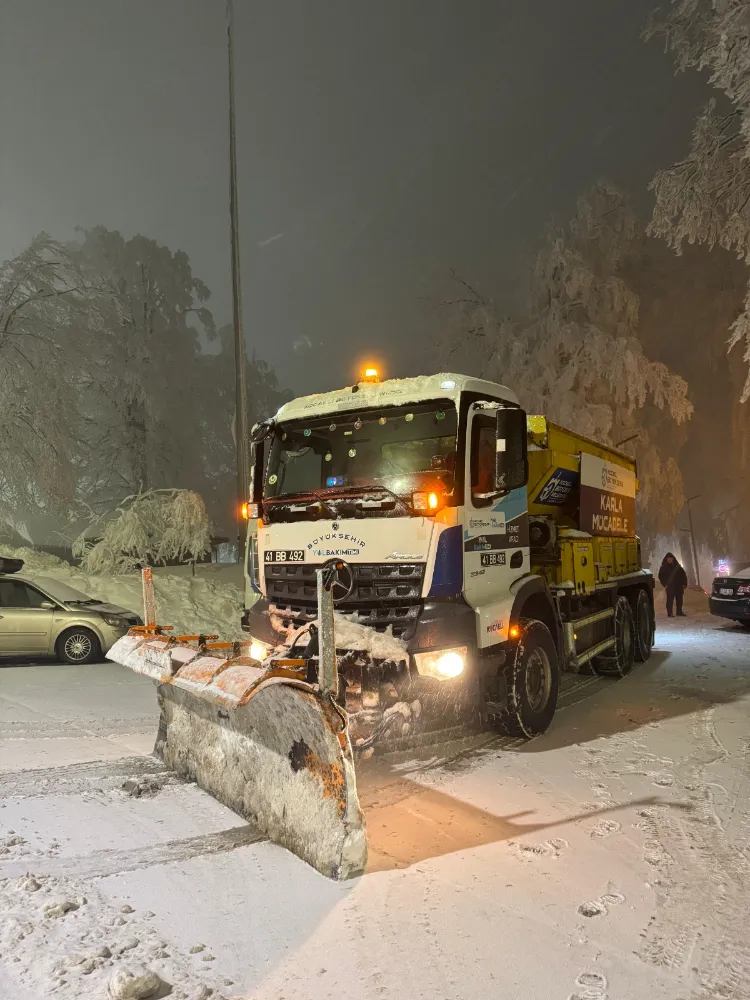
left=1, top=593, right=749, bottom=1000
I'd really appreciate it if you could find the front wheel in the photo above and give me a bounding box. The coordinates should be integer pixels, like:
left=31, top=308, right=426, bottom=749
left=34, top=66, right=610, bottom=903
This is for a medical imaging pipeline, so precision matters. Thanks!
left=56, top=627, right=101, bottom=665
left=494, top=619, right=559, bottom=738
left=593, top=596, right=635, bottom=677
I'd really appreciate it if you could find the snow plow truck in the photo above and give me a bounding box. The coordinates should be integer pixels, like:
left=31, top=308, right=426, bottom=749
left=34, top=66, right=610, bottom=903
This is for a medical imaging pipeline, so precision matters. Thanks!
left=108, top=369, right=655, bottom=880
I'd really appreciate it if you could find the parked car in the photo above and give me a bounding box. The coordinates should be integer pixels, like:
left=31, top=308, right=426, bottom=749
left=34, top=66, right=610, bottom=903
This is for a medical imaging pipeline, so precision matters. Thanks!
left=709, top=564, right=750, bottom=629
left=0, top=557, right=141, bottom=663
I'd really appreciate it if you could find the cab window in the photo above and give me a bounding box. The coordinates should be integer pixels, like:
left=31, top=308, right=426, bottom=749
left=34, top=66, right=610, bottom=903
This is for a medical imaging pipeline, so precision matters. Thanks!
left=470, top=417, right=496, bottom=507
left=0, top=580, right=48, bottom=608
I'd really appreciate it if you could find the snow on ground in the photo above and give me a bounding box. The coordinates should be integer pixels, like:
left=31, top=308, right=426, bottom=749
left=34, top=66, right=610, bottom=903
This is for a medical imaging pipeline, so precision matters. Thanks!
left=2, top=590, right=750, bottom=999
left=0, top=546, right=244, bottom=639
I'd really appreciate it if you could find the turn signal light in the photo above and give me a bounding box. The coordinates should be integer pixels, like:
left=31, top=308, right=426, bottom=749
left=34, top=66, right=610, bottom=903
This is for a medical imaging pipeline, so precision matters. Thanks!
left=413, top=490, right=444, bottom=513
left=241, top=503, right=249, bottom=520
left=509, top=625, right=520, bottom=639
left=360, top=366, right=380, bottom=383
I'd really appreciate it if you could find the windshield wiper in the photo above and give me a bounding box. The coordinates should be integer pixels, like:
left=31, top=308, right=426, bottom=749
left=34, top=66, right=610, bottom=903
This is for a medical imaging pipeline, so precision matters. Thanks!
left=265, top=491, right=338, bottom=518
left=320, top=485, right=413, bottom=517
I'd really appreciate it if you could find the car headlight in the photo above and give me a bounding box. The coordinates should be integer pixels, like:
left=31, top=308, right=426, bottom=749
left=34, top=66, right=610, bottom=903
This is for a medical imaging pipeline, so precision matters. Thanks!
left=413, top=646, right=467, bottom=680
left=248, top=638, right=273, bottom=663
left=101, top=614, right=129, bottom=629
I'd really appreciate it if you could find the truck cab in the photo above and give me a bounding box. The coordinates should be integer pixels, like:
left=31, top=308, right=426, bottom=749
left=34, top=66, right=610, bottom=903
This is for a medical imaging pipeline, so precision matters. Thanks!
left=242, top=371, right=654, bottom=739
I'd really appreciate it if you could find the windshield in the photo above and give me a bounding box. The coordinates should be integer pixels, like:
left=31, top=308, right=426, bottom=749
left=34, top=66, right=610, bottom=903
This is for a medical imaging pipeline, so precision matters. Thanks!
left=264, top=402, right=458, bottom=508
left=33, top=577, right=96, bottom=603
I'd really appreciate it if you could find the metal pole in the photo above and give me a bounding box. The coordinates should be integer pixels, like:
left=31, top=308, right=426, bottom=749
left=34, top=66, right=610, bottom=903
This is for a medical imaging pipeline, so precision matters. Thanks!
left=686, top=494, right=701, bottom=591
left=141, top=567, right=156, bottom=627
left=227, top=0, right=249, bottom=558
left=316, top=569, right=338, bottom=697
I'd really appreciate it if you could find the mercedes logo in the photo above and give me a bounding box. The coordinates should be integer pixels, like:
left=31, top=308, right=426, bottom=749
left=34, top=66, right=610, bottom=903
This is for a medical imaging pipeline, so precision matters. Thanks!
left=322, top=558, right=355, bottom=603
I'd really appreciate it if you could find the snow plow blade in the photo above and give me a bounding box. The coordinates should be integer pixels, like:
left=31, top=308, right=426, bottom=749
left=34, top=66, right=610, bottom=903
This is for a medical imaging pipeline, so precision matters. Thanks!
left=107, top=629, right=367, bottom=880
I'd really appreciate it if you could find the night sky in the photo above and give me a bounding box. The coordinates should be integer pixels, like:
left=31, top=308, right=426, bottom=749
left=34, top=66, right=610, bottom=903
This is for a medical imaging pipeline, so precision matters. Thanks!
left=2, top=1, right=709, bottom=395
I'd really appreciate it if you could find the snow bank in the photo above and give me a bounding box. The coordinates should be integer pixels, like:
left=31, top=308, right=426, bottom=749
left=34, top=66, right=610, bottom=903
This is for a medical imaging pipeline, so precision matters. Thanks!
left=272, top=611, right=408, bottom=662
left=0, top=547, right=245, bottom=639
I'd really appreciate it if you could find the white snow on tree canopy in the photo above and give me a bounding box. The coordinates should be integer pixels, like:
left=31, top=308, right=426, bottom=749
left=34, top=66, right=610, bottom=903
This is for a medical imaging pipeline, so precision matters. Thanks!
left=646, top=1, right=750, bottom=400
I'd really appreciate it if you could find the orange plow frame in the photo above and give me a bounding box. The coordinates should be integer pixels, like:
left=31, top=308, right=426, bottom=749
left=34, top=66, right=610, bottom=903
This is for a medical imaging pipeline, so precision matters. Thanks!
left=107, top=580, right=367, bottom=879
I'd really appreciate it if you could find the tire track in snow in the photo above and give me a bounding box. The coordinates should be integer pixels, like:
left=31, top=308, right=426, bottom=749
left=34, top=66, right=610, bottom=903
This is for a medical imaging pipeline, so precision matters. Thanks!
left=0, top=824, right=264, bottom=882
left=0, top=755, right=168, bottom=799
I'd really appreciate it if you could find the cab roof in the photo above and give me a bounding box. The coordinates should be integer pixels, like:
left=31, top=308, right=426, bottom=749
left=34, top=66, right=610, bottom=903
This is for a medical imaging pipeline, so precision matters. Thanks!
left=273, top=373, right=518, bottom=423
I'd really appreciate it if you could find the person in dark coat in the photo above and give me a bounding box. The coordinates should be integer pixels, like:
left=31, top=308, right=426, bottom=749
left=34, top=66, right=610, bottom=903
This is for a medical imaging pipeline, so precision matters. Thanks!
left=658, top=552, right=688, bottom=617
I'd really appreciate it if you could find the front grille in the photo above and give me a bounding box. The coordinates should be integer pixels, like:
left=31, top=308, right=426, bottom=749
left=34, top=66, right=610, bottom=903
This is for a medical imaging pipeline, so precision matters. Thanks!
left=265, top=562, right=424, bottom=639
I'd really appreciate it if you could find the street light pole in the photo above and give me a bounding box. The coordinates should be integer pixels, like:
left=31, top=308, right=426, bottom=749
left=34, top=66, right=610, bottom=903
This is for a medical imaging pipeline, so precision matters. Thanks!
left=227, top=0, right=249, bottom=558
left=686, top=494, right=702, bottom=591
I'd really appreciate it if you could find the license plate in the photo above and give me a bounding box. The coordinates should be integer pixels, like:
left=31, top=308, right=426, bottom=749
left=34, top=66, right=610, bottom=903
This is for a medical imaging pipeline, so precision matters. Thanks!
left=720, top=588, right=734, bottom=596
left=264, top=549, right=305, bottom=563
left=480, top=552, right=506, bottom=567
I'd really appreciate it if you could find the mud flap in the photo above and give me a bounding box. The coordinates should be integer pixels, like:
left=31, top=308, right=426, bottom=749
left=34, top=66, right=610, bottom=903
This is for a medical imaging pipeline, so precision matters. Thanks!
left=107, top=634, right=367, bottom=880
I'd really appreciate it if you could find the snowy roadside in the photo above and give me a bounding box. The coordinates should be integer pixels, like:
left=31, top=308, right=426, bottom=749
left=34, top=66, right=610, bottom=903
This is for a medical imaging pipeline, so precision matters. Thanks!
left=2, top=589, right=750, bottom=999
left=0, top=546, right=245, bottom=639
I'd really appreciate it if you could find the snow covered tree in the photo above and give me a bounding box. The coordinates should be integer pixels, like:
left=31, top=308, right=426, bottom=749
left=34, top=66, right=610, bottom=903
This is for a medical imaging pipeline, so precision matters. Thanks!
left=71, top=227, right=216, bottom=496
left=645, top=0, right=750, bottom=400
left=0, top=235, right=96, bottom=526
left=75, top=489, right=211, bottom=575
left=443, top=182, right=693, bottom=537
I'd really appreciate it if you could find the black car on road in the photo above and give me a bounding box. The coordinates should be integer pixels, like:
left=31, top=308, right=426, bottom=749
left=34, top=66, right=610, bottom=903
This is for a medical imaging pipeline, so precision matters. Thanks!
left=709, top=566, right=750, bottom=628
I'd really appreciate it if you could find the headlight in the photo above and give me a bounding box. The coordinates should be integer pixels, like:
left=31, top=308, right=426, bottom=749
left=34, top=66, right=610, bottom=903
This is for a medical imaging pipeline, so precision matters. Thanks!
left=413, top=646, right=467, bottom=680
left=248, top=638, right=272, bottom=662
left=101, top=614, right=129, bottom=629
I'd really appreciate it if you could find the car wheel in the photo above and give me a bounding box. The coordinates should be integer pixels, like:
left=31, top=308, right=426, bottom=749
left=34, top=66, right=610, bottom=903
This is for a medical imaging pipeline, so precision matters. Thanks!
left=633, top=588, right=654, bottom=662
left=493, top=619, right=560, bottom=738
left=57, top=627, right=101, bottom=665
left=593, top=596, right=635, bottom=677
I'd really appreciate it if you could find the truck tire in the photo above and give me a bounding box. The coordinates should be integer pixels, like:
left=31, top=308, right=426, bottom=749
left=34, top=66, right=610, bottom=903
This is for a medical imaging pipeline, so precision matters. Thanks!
left=593, top=596, right=635, bottom=677
left=633, top=588, right=654, bottom=662
left=494, top=619, right=559, bottom=738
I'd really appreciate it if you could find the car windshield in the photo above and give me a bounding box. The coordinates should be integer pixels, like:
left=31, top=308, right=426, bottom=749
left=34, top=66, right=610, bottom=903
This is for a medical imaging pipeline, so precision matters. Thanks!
left=33, top=577, right=97, bottom=603
left=264, top=401, right=458, bottom=505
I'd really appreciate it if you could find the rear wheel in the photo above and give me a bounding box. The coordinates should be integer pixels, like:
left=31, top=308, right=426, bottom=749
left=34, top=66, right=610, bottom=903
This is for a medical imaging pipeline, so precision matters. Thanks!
left=593, top=596, right=635, bottom=677
left=494, top=619, right=559, bottom=738
left=633, top=588, right=654, bottom=662
left=56, top=627, right=101, bottom=665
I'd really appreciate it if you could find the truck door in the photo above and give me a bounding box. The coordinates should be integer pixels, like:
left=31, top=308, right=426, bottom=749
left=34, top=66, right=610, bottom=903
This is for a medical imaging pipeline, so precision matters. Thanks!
left=462, top=403, right=530, bottom=646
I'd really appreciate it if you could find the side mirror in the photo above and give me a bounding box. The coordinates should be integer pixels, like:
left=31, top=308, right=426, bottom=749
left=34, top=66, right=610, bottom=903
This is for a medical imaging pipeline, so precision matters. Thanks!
left=496, top=407, right=528, bottom=491
left=40, top=601, right=56, bottom=610
left=249, top=420, right=274, bottom=511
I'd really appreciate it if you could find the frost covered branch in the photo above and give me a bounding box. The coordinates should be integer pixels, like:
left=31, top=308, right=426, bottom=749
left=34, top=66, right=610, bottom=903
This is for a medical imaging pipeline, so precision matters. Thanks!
left=75, top=489, right=212, bottom=575
left=646, top=0, right=750, bottom=399
left=441, top=182, right=692, bottom=535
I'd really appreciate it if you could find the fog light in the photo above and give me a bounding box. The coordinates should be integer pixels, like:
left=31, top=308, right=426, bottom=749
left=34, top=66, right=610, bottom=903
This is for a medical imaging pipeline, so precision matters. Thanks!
left=249, top=639, right=272, bottom=662
left=436, top=651, right=464, bottom=677
left=413, top=646, right=467, bottom=680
